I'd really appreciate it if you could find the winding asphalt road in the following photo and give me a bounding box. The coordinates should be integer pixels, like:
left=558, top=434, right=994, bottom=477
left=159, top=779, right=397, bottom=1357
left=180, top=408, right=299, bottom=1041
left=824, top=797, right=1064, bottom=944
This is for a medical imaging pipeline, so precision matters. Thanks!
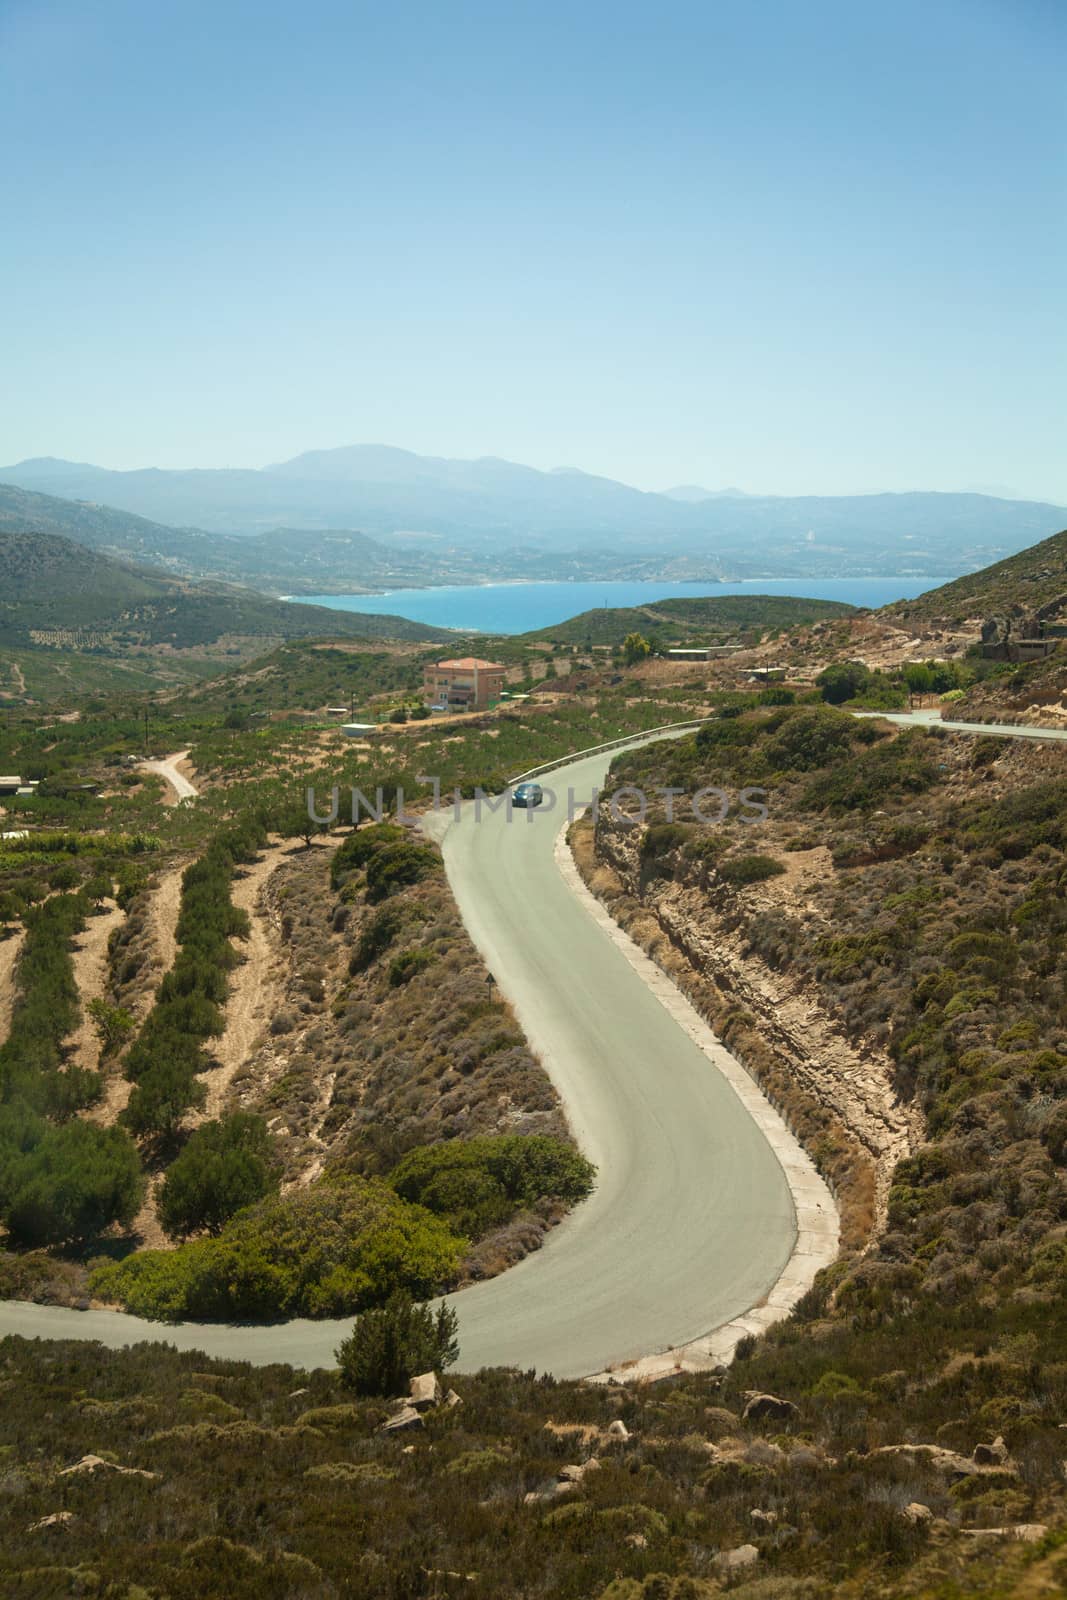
left=5, top=709, right=1058, bottom=1374
left=0, top=736, right=800, bottom=1377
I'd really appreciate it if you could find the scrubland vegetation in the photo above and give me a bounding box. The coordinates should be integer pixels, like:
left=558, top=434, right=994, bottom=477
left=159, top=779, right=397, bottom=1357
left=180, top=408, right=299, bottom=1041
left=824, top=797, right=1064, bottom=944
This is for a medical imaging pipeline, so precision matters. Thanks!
left=1, top=1312, right=1065, bottom=1598
left=2, top=592, right=1066, bottom=1595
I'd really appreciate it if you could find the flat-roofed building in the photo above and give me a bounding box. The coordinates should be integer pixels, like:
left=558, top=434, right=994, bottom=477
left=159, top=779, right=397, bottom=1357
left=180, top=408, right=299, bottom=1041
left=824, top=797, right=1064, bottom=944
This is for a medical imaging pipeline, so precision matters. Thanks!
left=666, top=645, right=743, bottom=662
left=423, top=657, right=506, bottom=711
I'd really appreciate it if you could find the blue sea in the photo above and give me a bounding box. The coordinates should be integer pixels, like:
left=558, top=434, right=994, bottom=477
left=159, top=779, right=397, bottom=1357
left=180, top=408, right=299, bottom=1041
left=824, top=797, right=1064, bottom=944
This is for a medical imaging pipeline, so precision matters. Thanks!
left=293, top=577, right=955, bottom=635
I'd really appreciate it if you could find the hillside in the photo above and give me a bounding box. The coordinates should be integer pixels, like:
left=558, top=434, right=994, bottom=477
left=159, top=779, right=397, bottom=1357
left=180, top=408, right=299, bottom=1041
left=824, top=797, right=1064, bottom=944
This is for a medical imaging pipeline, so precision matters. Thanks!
left=885, top=526, right=1067, bottom=621
left=528, top=592, right=858, bottom=645
left=4, top=450, right=1065, bottom=579
left=0, top=483, right=466, bottom=594
left=0, top=527, right=449, bottom=699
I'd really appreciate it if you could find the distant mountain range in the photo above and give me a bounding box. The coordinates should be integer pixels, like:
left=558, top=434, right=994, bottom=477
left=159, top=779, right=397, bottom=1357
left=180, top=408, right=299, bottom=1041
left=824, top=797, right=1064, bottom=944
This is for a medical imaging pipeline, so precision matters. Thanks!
left=3, top=445, right=1065, bottom=583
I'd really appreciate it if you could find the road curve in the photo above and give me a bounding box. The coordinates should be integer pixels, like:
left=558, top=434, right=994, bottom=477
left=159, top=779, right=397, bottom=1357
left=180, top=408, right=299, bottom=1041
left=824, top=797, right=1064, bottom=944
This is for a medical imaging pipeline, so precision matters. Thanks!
left=5, top=710, right=1060, bottom=1373
left=140, top=750, right=198, bottom=801
left=857, top=709, right=1067, bottom=741
left=0, top=734, right=811, bottom=1376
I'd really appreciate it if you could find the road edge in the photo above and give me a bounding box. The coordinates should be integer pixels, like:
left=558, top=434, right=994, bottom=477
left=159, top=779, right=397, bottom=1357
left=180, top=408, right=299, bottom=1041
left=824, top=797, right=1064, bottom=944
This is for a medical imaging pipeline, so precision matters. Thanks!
left=554, top=813, right=840, bottom=1383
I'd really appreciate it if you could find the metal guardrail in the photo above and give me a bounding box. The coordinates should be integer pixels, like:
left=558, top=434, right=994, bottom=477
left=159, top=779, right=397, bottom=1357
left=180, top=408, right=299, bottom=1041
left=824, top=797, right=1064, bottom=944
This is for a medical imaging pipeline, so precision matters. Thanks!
left=507, top=719, right=705, bottom=786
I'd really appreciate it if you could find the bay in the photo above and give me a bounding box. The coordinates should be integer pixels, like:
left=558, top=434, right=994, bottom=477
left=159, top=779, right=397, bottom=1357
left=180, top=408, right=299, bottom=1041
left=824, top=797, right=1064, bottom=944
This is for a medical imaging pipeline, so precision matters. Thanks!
left=292, top=576, right=956, bottom=636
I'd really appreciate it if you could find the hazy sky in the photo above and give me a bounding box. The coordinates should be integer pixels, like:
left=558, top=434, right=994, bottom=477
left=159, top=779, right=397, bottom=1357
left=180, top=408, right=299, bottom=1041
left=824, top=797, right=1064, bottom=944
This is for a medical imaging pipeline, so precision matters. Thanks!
left=2, top=0, right=1064, bottom=500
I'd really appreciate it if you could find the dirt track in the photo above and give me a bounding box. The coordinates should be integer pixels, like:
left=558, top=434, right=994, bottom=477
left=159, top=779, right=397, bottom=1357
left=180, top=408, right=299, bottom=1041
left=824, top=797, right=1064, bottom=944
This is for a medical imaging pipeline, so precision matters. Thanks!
left=66, top=903, right=125, bottom=1078
left=194, top=837, right=342, bottom=1125
left=0, top=928, right=26, bottom=1045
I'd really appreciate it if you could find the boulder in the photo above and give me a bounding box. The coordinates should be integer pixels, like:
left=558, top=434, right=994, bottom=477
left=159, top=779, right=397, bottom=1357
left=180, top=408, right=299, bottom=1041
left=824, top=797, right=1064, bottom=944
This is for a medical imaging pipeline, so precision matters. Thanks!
left=558, top=1457, right=600, bottom=1485
left=961, top=1524, right=1047, bottom=1544
left=902, top=1502, right=933, bottom=1525
left=28, top=1511, right=75, bottom=1534
left=59, top=1454, right=156, bottom=1481
left=607, top=1420, right=630, bottom=1441
left=972, top=1435, right=1009, bottom=1467
left=409, top=1372, right=442, bottom=1411
left=714, top=1543, right=760, bottom=1572
left=742, top=1392, right=798, bottom=1425
left=380, top=1405, right=424, bottom=1434
left=750, top=1508, right=778, bottom=1527
left=443, top=1389, right=463, bottom=1410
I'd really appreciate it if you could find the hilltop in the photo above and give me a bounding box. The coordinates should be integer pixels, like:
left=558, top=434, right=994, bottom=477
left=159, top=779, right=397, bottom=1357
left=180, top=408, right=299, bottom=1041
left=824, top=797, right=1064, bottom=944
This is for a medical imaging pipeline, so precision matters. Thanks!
left=884, top=526, right=1067, bottom=622
left=526, top=592, right=858, bottom=646
left=0, top=527, right=450, bottom=702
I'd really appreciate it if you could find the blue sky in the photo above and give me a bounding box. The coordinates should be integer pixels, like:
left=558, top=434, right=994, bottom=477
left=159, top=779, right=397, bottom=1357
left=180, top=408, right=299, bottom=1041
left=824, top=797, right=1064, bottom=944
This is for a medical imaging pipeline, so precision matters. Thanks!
left=1, top=0, right=1064, bottom=500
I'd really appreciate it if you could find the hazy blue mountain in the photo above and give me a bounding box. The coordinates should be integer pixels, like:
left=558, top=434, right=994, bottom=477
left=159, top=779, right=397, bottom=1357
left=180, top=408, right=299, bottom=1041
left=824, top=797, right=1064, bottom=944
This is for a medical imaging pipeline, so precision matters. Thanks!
left=3, top=446, right=1065, bottom=579
left=662, top=484, right=750, bottom=502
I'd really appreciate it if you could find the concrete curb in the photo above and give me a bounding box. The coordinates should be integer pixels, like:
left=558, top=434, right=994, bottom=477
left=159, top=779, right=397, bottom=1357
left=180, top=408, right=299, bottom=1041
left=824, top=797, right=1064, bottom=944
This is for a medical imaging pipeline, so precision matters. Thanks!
left=554, top=813, right=840, bottom=1383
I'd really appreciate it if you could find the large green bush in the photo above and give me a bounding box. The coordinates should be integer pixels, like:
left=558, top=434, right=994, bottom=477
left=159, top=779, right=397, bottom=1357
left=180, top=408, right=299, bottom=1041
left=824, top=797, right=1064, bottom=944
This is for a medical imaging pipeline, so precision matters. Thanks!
left=330, top=823, right=406, bottom=887
left=390, top=1134, right=596, bottom=1239
left=762, top=707, right=856, bottom=772
left=2, top=1121, right=143, bottom=1246
left=90, top=1177, right=465, bottom=1321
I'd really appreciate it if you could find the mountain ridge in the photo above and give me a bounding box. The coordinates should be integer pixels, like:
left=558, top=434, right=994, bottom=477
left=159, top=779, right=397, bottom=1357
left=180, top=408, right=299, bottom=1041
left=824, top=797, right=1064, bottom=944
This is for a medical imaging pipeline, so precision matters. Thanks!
left=3, top=448, right=1063, bottom=580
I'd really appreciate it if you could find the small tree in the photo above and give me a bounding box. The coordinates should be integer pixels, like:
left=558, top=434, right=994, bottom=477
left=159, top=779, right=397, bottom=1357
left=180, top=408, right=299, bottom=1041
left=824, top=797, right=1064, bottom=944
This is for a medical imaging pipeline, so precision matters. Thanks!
left=158, top=1112, right=278, bottom=1238
left=122, top=1057, right=206, bottom=1139
left=902, top=661, right=934, bottom=704
left=815, top=660, right=870, bottom=705
left=336, top=1292, right=459, bottom=1397
left=87, top=997, right=136, bottom=1055
left=622, top=632, right=651, bottom=665
left=277, top=802, right=324, bottom=850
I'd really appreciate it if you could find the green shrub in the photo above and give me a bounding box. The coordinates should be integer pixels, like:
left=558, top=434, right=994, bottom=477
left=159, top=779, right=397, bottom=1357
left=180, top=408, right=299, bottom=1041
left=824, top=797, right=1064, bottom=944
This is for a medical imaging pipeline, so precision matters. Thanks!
left=330, top=823, right=407, bottom=887
left=640, top=823, right=694, bottom=861
left=763, top=707, right=856, bottom=771
left=718, top=854, right=786, bottom=886
left=348, top=903, right=406, bottom=974
left=387, top=948, right=436, bottom=987
left=336, top=1292, right=459, bottom=1397
left=365, top=841, right=439, bottom=903
left=122, top=1056, right=207, bottom=1139
left=390, top=1134, right=595, bottom=1239
left=815, top=660, right=871, bottom=704
left=87, top=998, right=136, bottom=1055
left=90, top=1177, right=465, bottom=1321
